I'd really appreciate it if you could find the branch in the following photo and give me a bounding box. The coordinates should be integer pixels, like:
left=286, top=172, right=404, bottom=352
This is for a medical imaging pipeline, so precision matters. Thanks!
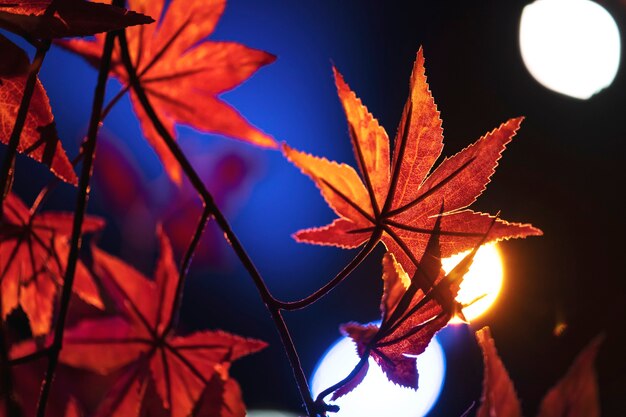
left=35, top=30, right=117, bottom=417
left=30, top=82, right=129, bottom=216
left=116, top=29, right=215, bottom=334
left=277, top=230, right=382, bottom=310
left=115, top=29, right=319, bottom=415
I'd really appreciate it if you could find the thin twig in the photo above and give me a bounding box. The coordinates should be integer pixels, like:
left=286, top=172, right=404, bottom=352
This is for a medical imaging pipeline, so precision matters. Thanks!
left=35, top=30, right=117, bottom=417
left=100, top=85, right=131, bottom=120
left=30, top=84, right=130, bottom=215
left=277, top=230, right=382, bottom=310
left=30, top=152, right=83, bottom=215
left=116, top=30, right=213, bottom=334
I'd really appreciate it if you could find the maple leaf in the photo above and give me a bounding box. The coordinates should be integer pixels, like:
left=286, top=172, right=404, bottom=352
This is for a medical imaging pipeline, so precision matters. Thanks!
left=0, top=34, right=76, bottom=185
left=0, top=0, right=153, bottom=39
left=51, top=227, right=266, bottom=417
left=191, top=372, right=246, bottom=417
left=335, top=213, right=480, bottom=395
left=475, top=327, right=602, bottom=417
left=283, top=48, right=541, bottom=287
left=65, top=399, right=80, bottom=417
left=536, top=336, right=603, bottom=417
left=475, top=327, right=522, bottom=417
left=59, top=0, right=276, bottom=184
left=0, top=192, right=104, bottom=335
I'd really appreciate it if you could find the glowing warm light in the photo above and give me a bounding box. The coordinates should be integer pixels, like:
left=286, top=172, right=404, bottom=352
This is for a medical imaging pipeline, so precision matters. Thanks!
left=519, top=0, right=621, bottom=99
left=442, top=243, right=503, bottom=322
left=311, top=335, right=445, bottom=417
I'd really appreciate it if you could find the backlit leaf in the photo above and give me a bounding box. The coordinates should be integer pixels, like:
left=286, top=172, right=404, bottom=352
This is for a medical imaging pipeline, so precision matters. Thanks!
left=55, top=227, right=265, bottom=417
left=337, top=214, right=482, bottom=392
left=475, top=327, right=522, bottom=417
left=0, top=34, right=76, bottom=185
left=0, top=192, right=104, bottom=335
left=476, top=327, right=603, bottom=417
left=0, top=0, right=153, bottom=39
left=537, top=335, right=603, bottom=417
left=59, top=0, right=276, bottom=184
left=284, top=48, right=541, bottom=286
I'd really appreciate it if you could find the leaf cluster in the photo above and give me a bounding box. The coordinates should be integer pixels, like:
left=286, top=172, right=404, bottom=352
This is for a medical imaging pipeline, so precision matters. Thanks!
left=0, top=2, right=589, bottom=417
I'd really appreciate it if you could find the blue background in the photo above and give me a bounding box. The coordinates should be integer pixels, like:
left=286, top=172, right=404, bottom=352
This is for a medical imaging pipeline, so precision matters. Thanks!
left=4, top=0, right=626, bottom=415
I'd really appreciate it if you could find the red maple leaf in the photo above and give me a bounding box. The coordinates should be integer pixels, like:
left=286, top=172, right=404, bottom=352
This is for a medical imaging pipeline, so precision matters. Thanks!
left=0, top=34, right=76, bottom=185
left=192, top=374, right=246, bottom=417
left=0, top=192, right=104, bottom=335
left=49, top=227, right=265, bottom=417
left=64, top=399, right=80, bottom=417
left=335, top=212, right=482, bottom=395
left=59, top=0, right=276, bottom=184
left=0, top=0, right=153, bottom=39
left=284, top=48, right=541, bottom=288
left=475, top=327, right=602, bottom=417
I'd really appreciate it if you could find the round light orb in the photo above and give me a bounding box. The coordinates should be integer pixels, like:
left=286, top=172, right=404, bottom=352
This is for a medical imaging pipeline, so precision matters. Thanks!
left=311, top=335, right=445, bottom=417
left=442, top=243, right=503, bottom=322
left=519, top=0, right=621, bottom=99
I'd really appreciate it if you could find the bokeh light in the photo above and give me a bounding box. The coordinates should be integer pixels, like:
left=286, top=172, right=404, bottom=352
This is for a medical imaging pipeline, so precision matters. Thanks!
left=519, top=0, right=621, bottom=99
left=442, top=243, right=504, bottom=322
left=311, top=335, right=445, bottom=417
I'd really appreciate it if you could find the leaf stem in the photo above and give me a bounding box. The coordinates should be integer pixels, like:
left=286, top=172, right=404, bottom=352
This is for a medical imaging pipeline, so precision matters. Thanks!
left=277, top=230, right=382, bottom=310
left=0, top=42, right=50, bottom=214
left=100, top=84, right=131, bottom=120
left=30, top=84, right=128, bottom=216
left=314, top=348, right=370, bottom=411
left=35, top=30, right=117, bottom=417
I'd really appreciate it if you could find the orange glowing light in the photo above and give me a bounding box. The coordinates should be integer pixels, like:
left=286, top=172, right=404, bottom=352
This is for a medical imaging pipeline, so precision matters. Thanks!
left=442, top=243, right=504, bottom=322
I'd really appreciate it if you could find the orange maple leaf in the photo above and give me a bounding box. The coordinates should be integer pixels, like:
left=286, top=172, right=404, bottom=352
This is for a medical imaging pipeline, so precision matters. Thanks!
left=0, top=0, right=153, bottom=39
left=336, top=212, right=482, bottom=395
left=476, top=327, right=602, bottom=417
left=0, top=192, right=104, bottom=335
left=0, top=34, right=77, bottom=185
left=59, top=0, right=276, bottom=184
left=47, top=227, right=266, bottom=417
left=284, top=48, right=541, bottom=288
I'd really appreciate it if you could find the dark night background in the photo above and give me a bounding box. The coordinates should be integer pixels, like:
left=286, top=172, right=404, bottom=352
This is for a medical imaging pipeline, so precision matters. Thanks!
left=4, top=0, right=626, bottom=416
